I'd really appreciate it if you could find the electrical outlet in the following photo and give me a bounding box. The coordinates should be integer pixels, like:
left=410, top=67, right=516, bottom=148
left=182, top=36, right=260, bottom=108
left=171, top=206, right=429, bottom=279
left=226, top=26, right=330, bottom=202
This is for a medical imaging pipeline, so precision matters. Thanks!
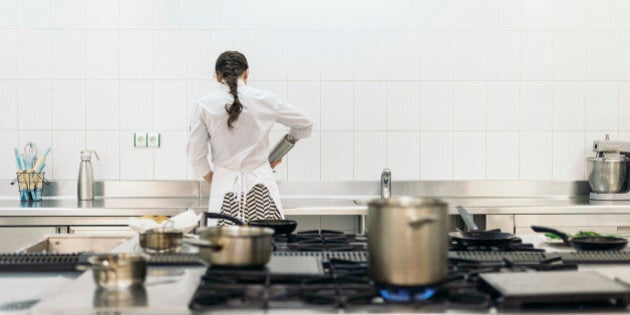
left=148, top=132, right=161, bottom=148
left=134, top=132, right=148, bottom=148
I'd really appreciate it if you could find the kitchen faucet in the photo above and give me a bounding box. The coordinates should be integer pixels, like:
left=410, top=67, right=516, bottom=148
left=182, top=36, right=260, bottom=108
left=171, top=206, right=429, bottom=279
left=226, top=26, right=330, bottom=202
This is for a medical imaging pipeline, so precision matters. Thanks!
left=381, top=168, right=391, bottom=199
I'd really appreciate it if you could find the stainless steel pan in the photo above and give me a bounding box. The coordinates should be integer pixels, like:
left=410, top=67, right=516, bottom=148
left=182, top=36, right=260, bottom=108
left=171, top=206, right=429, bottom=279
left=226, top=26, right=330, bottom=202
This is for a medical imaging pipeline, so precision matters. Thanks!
left=185, top=226, right=274, bottom=267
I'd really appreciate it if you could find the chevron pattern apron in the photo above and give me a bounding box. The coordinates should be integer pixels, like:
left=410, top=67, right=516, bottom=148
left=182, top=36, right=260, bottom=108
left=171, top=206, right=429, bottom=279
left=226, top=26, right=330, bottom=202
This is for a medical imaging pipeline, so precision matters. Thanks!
left=218, top=183, right=282, bottom=226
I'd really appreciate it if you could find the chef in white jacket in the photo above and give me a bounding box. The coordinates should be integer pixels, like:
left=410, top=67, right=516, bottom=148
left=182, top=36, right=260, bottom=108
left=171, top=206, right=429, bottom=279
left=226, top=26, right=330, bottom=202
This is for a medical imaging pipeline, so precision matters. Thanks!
left=187, top=51, right=313, bottom=225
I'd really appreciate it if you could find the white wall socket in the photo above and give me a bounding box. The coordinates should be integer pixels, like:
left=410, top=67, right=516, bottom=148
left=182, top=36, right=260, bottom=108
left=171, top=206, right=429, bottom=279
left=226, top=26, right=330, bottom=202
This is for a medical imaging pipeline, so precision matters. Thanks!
left=134, top=132, right=148, bottom=148
left=148, top=132, right=161, bottom=148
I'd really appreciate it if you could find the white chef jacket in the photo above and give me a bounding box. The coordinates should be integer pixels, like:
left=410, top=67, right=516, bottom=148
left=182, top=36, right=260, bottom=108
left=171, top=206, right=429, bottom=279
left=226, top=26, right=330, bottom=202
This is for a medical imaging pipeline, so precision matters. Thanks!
left=187, top=80, right=313, bottom=220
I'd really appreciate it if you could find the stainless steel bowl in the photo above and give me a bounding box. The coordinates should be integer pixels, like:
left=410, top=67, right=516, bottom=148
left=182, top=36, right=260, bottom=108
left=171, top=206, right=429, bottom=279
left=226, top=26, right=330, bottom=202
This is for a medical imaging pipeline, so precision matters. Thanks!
left=87, top=254, right=147, bottom=290
left=587, top=156, right=628, bottom=193
left=139, top=227, right=183, bottom=253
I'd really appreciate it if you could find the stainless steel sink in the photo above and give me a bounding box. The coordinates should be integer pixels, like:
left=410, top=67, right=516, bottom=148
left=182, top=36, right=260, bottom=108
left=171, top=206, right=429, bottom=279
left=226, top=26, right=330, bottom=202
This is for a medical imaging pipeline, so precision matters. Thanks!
left=18, top=234, right=132, bottom=254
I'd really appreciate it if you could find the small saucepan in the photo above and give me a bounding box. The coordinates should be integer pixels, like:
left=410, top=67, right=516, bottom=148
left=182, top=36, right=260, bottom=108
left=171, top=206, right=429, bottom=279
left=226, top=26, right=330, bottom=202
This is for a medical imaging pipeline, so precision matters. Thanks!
left=204, top=212, right=298, bottom=235
left=139, top=227, right=184, bottom=253
left=185, top=225, right=274, bottom=267
left=531, top=225, right=628, bottom=251
left=449, top=205, right=518, bottom=246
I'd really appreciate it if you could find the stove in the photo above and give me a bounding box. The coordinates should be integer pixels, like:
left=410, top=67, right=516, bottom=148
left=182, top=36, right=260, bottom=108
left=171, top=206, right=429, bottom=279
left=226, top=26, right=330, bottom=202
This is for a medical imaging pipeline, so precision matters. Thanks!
left=188, top=230, right=630, bottom=312
left=273, top=230, right=367, bottom=252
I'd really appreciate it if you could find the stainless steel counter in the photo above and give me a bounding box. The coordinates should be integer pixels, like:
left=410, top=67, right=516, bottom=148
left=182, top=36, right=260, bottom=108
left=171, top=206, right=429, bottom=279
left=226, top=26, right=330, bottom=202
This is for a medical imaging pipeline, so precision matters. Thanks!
left=7, top=235, right=629, bottom=315
left=3, top=196, right=630, bottom=218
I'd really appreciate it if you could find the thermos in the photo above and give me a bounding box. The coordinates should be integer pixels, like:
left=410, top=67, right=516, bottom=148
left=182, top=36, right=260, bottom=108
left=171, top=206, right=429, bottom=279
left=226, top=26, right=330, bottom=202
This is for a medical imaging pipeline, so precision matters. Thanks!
left=268, top=134, right=297, bottom=163
left=78, top=150, right=99, bottom=201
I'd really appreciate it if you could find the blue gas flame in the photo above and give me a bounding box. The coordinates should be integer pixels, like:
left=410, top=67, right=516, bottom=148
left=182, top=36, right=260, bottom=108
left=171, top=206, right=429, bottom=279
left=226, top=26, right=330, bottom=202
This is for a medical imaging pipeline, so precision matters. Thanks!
left=379, top=288, right=437, bottom=302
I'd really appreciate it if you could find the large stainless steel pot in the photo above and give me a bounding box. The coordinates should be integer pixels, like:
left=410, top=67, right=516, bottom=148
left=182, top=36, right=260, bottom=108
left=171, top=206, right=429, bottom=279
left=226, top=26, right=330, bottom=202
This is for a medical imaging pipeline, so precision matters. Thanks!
left=367, top=197, right=449, bottom=286
left=185, top=226, right=273, bottom=267
left=587, top=156, right=627, bottom=193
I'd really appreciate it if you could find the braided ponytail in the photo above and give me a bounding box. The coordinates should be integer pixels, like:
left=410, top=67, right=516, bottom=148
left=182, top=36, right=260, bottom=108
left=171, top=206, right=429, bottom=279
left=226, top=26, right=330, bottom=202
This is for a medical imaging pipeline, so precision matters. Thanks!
left=215, top=51, right=249, bottom=129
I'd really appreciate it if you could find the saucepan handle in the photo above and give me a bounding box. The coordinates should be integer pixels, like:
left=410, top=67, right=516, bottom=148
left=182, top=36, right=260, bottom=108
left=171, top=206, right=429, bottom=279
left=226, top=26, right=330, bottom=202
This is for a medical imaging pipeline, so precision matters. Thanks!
left=204, top=212, right=245, bottom=226
left=531, top=225, right=572, bottom=244
left=407, top=214, right=439, bottom=229
left=183, top=238, right=223, bottom=251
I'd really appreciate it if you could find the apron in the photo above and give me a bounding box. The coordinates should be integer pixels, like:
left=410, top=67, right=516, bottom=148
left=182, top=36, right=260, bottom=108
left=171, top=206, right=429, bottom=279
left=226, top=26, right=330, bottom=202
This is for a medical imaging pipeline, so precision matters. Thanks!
left=207, top=163, right=283, bottom=226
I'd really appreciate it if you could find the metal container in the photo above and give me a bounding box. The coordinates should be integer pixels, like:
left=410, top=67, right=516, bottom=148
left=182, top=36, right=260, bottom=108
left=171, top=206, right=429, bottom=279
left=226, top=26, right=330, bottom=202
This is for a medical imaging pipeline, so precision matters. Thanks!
left=139, top=227, right=183, bottom=253
left=268, top=134, right=296, bottom=163
left=587, top=156, right=628, bottom=193
left=78, top=150, right=99, bottom=201
left=86, top=254, right=147, bottom=290
left=186, top=226, right=273, bottom=267
left=367, top=197, right=449, bottom=286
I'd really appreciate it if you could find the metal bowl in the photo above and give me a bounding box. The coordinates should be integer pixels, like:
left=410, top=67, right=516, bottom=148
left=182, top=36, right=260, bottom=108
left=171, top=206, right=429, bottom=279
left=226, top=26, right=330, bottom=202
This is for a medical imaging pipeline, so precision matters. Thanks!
left=139, top=227, right=183, bottom=253
left=87, top=254, right=147, bottom=290
left=587, top=156, right=628, bottom=193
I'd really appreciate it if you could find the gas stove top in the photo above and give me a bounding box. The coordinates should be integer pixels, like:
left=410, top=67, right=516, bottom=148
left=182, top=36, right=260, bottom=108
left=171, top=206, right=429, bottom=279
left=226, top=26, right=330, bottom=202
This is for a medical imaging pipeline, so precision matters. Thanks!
left=188, top=230, right=630, bottom=312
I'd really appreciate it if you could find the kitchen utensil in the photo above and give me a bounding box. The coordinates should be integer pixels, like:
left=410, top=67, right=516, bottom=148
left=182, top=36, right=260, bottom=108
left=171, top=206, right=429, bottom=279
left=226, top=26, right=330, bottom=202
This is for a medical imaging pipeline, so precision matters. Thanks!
left=367, top=196, right=449, bottom=286
left=531, top=225, right=628, bottom=251
left=204, top=212, right=298, bottom=235
left=23, top=143, right=38, bottom=166
left=139, top=227, right=184, bottom=253
left=450, top=205, right=517, bottom=246
left=81, top=254, right=147, bottom=290
left=185, top=226, right=274, bottom=267
left=268, top=134, right=296, bottom=163
left=32, top=147, right=51, bottom=174
left=78, top=150, right=99, bottom=201
left=587, top=156, right=627, bottom=193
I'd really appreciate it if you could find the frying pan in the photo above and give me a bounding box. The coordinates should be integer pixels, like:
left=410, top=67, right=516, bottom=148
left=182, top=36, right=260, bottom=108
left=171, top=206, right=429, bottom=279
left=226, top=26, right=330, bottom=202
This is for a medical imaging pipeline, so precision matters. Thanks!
left=204, top=212, right=297, bottom=235
left=531, top=225, right=628, bottom=251
left=449, top=206, right=517, bottom=246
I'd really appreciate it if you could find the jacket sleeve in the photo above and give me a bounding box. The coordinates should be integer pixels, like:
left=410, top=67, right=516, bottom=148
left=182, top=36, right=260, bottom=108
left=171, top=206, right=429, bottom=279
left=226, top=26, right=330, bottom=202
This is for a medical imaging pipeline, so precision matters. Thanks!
left=186, top=102, right=212, bottom=178
left=272, top=94, right=314, bottom=140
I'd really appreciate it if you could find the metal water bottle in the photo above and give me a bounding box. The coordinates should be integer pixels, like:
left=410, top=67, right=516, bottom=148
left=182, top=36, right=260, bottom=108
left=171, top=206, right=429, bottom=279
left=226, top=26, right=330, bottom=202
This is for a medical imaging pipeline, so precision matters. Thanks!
left=78, top=150, right=99, bottom=201
left=268, top=134, right=297, bottom=163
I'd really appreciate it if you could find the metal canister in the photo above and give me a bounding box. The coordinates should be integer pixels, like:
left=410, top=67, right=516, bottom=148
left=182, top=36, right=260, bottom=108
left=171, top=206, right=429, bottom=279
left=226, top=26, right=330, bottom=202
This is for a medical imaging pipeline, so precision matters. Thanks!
left=268, top=134, right=296, bottom=162
left=367, top=197, right=449, bottom=286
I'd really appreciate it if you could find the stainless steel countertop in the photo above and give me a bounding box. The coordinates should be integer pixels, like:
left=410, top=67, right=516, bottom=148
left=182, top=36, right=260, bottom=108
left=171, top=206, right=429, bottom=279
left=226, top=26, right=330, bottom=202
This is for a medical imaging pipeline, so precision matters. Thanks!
left=2, top=196, right=630, bottom=217
left=9, top=235, right=629, bottom=314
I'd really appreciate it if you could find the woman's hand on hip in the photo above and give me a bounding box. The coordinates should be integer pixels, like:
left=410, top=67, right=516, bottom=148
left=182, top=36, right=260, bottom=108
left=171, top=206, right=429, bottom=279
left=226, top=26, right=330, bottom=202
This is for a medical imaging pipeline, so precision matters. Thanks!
left=270, top=158, right=283, bottom=169
left=203, top=172, right=213, bottom=184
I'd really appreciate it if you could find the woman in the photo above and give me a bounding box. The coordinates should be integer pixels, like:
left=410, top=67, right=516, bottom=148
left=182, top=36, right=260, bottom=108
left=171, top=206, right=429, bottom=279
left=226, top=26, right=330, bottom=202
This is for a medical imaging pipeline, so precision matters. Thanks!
left=187, top=51, right=313, bottom=225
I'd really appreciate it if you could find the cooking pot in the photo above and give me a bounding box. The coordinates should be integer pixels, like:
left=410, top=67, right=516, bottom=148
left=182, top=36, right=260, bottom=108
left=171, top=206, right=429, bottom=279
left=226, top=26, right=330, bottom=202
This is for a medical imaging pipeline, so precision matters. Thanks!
left=587, top=156, right=628, bottom=193
left=367, top=197, right=449, bottom=286
left=81, top=254, right=147, bottom=290
left=185, top=226, right=274, bottom=267
left=139, top=227, right=184, bottom=253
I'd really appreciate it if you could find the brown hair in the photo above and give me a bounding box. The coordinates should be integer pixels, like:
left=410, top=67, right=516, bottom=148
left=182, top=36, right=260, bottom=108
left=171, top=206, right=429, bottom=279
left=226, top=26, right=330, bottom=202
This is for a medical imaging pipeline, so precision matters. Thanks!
left=215, top=51, right=249, bottom=129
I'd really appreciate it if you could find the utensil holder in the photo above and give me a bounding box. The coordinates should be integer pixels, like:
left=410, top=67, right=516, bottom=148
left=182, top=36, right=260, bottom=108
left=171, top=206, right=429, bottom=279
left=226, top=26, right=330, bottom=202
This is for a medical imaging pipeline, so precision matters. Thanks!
left=11, top=171, right=48, bottom=202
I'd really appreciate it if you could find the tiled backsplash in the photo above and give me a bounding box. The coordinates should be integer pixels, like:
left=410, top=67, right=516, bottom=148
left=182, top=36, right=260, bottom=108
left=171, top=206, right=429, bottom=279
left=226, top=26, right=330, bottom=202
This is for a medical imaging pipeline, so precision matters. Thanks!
left=1, top=0, right=630, bottom=182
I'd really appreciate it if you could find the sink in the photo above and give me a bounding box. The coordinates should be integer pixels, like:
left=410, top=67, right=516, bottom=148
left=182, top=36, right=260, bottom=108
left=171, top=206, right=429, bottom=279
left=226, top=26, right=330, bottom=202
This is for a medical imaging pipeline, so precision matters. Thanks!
left=19, top=234, right=132, bottom=254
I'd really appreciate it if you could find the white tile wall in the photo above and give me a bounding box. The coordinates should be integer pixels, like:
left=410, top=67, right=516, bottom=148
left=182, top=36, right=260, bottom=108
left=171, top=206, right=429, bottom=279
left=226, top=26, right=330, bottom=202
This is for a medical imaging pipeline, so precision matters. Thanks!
left=354, top=132, right=386, bottom=180
left=52, top=80, right=85, bottom=130
left=2, top=0, right=630, bottom=182
left=46, top=4, right=77, bottom=27
left=0, top=81, right=18, bottom=130
left=0, top=30, right=17, bottom=79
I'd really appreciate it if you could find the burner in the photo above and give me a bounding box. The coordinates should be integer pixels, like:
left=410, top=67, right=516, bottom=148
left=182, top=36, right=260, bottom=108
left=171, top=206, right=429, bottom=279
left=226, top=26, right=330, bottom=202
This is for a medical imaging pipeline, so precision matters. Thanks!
left=379, top=288, right=437, bottom=303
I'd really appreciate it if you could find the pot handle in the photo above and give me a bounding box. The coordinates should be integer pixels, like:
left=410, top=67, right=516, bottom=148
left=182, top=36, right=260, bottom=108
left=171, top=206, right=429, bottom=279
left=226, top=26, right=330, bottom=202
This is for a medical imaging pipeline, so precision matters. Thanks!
left=183, top=238, right=223, bottom=251
left=204, top=212, right=245, bottom=226
left=407, top=214, right=439, bottom=229
left=531, top=225, right=572, bottom=244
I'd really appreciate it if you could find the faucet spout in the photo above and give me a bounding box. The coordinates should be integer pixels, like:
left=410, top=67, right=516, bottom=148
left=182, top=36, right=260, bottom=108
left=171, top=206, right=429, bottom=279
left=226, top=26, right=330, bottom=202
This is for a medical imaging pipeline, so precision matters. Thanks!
left=381, top=168, right=391, bottom=199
